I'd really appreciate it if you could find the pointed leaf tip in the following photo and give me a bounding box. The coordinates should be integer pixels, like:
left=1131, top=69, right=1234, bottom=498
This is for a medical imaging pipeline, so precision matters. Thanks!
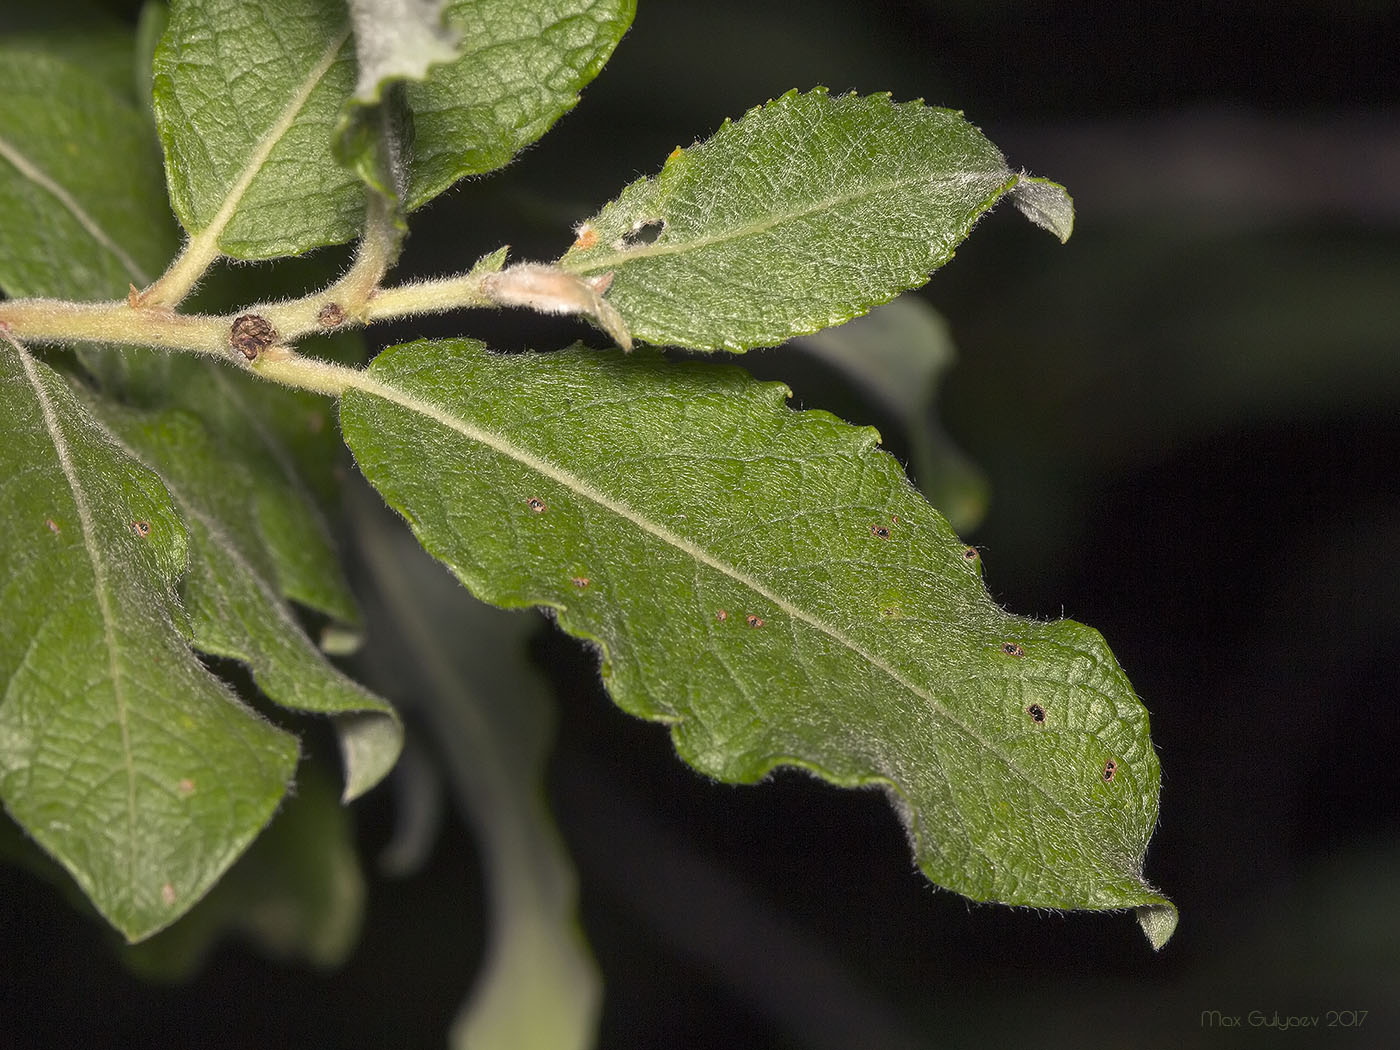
left=1136, top=900, right=1179, bottom=950
left=1010, top=175, right=1075, bottom=243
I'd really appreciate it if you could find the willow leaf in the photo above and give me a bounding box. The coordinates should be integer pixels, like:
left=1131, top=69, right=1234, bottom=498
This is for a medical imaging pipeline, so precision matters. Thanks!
left=153, top=0, right=362, bottom=258
left=0, top=339, right=297, bottom=942
left=559, top=89, right=1074, bottom=351
left=97, top=404, right=401, bottom=801
left=0, top=48, right=177, bottom=298
left=339, top=340, right=1175, bottom=945
left=399, top=0, right=636, bottom=210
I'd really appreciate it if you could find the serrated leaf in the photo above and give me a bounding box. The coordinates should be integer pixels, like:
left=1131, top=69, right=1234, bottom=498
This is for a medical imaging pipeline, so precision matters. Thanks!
left=96, top=402, right=400, bottom=801
left=354, top=491, right=599, bottom=1050
left=399, top=0, right=635, bottom=210
left=0, top=338, right=297, bottom=942
left=153, top=0, right=362, bottom=259
left=559, top=89, right=1071, bottom=352
left=0, top=48, right=178, bottom=298
left=794, top=295, right=989, bottom=532
left=122, top=765, right=367, bottom=980
left=339, top=340, right=1174, bottom=941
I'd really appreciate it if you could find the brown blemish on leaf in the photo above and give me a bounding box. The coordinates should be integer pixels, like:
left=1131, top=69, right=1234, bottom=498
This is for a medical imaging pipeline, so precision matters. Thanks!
left=571, top=576, right=590, bottom=589
left=1102, top=759, right=1118, bottom=782
left=230, top=313, right=278, bottom=361
left=161, top=882, right=176, bottom=906
left=1026, top=703, right=1046, bottom=723
left=132, top=520, right=151, bottom=538
left=572, top=223, right=598, bottom=250
left=963, top=546, right=980, bottom=561
left=45, top=518, right=60, bottom=534
left=716, top=609, right=729, bottom=622
left=667, top=146, right=684, bottom=162
left=871, top=524, right=891, bottom=539
left=177, top=778, right=195, bottom=797
left=317, top=302, right=346, bottom=328
left=526, top=497, right=547, bottom=513
left=745, top=614, right=765, bottom=628
left=1001, top=642, right=1025, bottom=657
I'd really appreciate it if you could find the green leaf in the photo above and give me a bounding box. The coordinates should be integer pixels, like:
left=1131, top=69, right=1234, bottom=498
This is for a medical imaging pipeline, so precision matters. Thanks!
left=399, top=0, right=636, bottom=210
left=153, top=0, right=362, bottom=259
left=122, top=764, right=367, bottom=980
left=0, top=48, right=178, bottom=298
left=96, top=402, right=400, bottom=801
left=559, top=89, right=1071, bottom=351
left=339, top=340, right=1174, bottom=941
left=0, top=338, right=297, bottom=942
left=354, top=491, right=599, bottom=1050
left=794, top=295, right=989, bottom=532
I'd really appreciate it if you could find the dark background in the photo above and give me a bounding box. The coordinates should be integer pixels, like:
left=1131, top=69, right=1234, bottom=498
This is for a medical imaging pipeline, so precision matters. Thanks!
left=3, top=1, right=1398, bottom=1047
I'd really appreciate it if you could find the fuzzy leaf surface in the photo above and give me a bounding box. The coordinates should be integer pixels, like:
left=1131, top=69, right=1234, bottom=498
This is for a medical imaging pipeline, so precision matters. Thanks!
left=560, top=89, right=1072, bottom=351
left=0, top=49, right=177, bottom=297
left=399, top=0, right=635, bottom=209
left=0, top=340, right=297, bottom=942
left=340, top=340, right=1173, bottom=936
left=98, top=404, right=401, bottom=801
left=153, top=0, right=362, bottom=258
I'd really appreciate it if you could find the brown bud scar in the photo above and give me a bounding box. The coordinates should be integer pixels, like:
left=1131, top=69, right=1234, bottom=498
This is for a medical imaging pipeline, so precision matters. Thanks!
left=716, top=609, right=729, bottom=622
left=46, top=518, right=60, bottom=534
left=1001, top=642, right=1025, bottom=657
left=745, top=614, right=764, bottom=628
left=1026, top=703, right=1046, bottom=723
left=871, top=524, right=891, bottom=539
left=161, top=882, right=176, bottom=906
left=571, top=576, right=590, bottom=589
left=572, top=224, right=599, bottom=250
left=177, top=778, right=195, bottom=797
left=230, top=313, right=278, bottom=361
left=316, top=302, right=346, bottom=328
left=526, top=497, right=547, bottom=513
left=132, top=520, right=151, bottom=538
left=1102, top=759, right=1118, bottom=782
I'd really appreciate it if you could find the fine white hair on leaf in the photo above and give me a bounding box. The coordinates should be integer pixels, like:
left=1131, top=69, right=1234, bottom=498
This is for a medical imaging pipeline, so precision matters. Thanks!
left=482, top=263, right=632, bottom=350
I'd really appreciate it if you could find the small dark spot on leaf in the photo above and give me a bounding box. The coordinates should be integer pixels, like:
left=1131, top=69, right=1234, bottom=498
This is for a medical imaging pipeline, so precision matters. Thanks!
left=317, top=302, right=346, bottom=328
left=230, top=313, right=278, bottom=360
left=45, top=518, right=60, bottom=534
left=526, top=497, right=547, bottom=513
left=1102, top=759, right=1118, bottom=782
left=132, top=520, right=151, bottom=538
left=571, top=576, right=590, bottom=589
left=1001, top=641, right=1025, bottom=657
left=1026, top=703, right=1046, bottom=723
left=963, top=547, right=980, bottom=561
left=746, top=614, right=764, bottom=628
left=716, top=609, right=729, bottom=622
left=871, top=524, right=891, bottom=539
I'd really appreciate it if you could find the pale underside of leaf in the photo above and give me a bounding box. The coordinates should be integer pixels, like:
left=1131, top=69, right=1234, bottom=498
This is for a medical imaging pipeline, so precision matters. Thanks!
left=340, top=340, right=1171, bottom=930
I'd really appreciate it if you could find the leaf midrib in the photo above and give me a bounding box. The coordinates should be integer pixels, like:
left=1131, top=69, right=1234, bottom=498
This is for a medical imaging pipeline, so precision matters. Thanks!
left=15, top=345, right=138, bottom=895
left=352, top=367, right=1051, bottom=812
left=183, top=25, right=352, bottom=246
left=0, top=134, right=151, bottom=286
left=565, top=165, right=1014, bottom=276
